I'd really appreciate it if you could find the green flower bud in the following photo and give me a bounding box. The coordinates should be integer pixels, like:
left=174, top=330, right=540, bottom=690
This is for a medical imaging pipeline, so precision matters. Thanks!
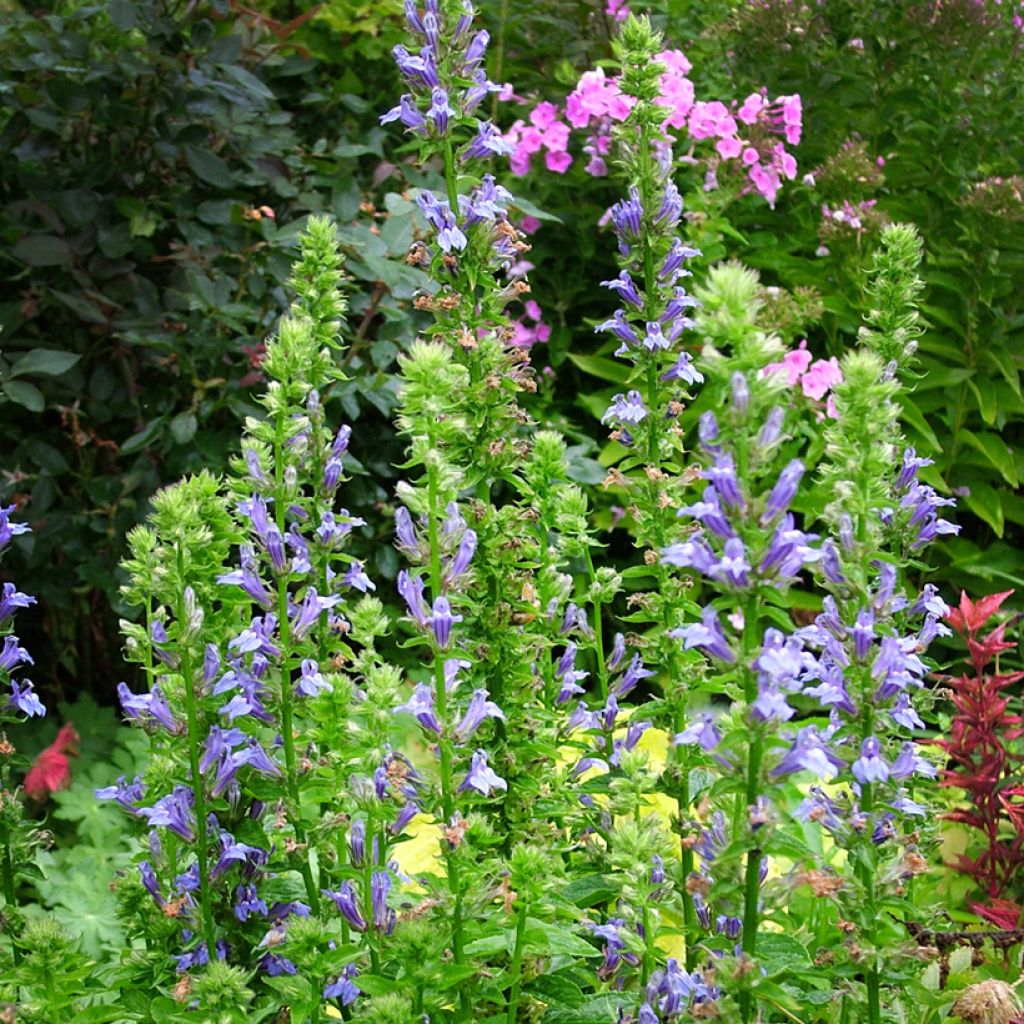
left=351, top=992, right=413, bottom=1024
left=189, top=960, right=255, bottom=1015
left=860, top=223, right=924, bottom=371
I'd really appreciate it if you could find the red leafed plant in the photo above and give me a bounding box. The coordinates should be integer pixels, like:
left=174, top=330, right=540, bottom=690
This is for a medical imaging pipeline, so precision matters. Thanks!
left=935, top=590, right=1024, bottom=927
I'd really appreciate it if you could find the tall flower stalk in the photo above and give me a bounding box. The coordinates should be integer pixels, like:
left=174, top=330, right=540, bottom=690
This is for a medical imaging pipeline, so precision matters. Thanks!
left=803, top=224, right=956, bottom=1024
left=104, top=219, right=380, bottom=1020
left=663, top=263, right=821, bottom=1021
left=590, top=14, right=705, bottom=965
left=0, top=503, right=45, bottom=965
left=651, top=225, right=953, bottom=1023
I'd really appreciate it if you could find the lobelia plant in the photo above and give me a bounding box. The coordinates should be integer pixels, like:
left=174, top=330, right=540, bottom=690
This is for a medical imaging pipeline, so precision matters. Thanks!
left=584, top=13, right=708, bottom=972
left=659, top=217, right=957, bottom=1024
left=100, top=217, right=394, bottom=1022
left=0, top=503, right=46, bottom=967
left=378, top=2, right=617, bottom=1019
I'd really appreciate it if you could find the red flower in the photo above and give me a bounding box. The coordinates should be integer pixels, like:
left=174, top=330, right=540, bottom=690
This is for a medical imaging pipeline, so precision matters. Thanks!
left=23, top=722, right=79, bottom=801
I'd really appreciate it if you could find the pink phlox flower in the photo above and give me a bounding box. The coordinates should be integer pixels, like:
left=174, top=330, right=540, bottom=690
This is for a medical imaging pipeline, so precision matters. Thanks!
left=776, top=144, right=798, bottom=180
left=606, top=0, right=630, bottom=21
left=518, top=125, right=545, bottom=155
left=510, top=322, right=533, bottom=347
left=801, top=357, right=843, bottom=400
left=510, top=151, right=531, bottom=177
left=541, top=121, right=570, bottom=152
left=529, top=101, right=561, bottom=130
left=656, top=74, right=696, bottom=129
left=749, top=162, right=782, bottom=205
left=510, top=298, right=551, bottom=346
left=519, top=215, right=540, bottom=235
left=716, top=135, right=744, bottom=160
left=566, top=68, right=624, bottom=127
left=688, top=101, right=736, bottom=140
left=737, top=91, right=767, bottom=125
left=606, top=88, right=635, bottom=122
left=779, top=94, right=802, bottom=144
left=763, top=340, right=812, bottom=385
left=658, top=48, right=692, bottom=76
left=545, top=149, right=572, bottom=173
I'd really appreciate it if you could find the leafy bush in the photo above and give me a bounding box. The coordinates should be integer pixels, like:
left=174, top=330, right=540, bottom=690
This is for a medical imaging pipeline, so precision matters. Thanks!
left=0, top=0, right=424, bottom=698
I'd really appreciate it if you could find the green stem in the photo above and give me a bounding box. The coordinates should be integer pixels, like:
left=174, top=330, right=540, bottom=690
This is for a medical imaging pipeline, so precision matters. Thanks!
left=175, top=547, right=217, bottom=956
left=272, top=403, right=321, bottom=915
left=1, top=833, right=20, bottom=965
left=362, top=837, right=381, bottom=974
left=640, top=902, right=655, bottom=989
left=490, top=0, right=510, bottom=123
left=505, top=899, right=528, bottom=1024
left=45, top=969, right=61, bottom=1024
left=860, top=778, right=881, bottom=1024
left=738, top=594, right=763, bottom=1024
left=426, top=451, right=471, bottom=1022
left=582, top=545, right=609, bottom=703
left=442, top=138, right=460, bottom=222
left=635, top=89, right=701, bottom=968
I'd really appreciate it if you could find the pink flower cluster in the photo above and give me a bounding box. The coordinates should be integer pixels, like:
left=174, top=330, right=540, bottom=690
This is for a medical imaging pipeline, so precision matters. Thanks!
left=510, top=299, right=552, bottom=348
left=763, top=340, right=842, bottom=417
left=503, top=49, right=803, bottom=206
left=504, top=101, right=573, bottom=176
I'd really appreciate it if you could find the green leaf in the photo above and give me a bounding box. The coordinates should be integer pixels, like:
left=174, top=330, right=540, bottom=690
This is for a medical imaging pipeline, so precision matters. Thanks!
left=897, top=396, right=941, bottom=453
left=561, top=874, right=618, bottom=909
left=11, top=348, right=81, bottom=377
left=963, top=480, right=1004, bottom=537
left=512, top=194, right=563, bottom=224
left=920, top=303, right=965, bottom=337
left=464, top=932, right=511, bottom=957
left=526, top=921, right=600, bottom=958
left=108, top=0, right=139, bottom=30
left=529, top=974, right=585, bottom=1009
left=184, top=145, right=235, bottom=188
left=542, top=993, right=623, bottom=1023
left=967, top=375, right=1000, bottom=425
left=756, top=933, right=812, bottom=975
left=3, top=380, right=45, bottom=411
left=120, top=416, right=167, bottom=455
left=170, top=410, right=198, bottom=445
left=350, top=974, right=405, bottom=997
left=12, top=234, right=74, bottom=266
left=961, top=429, right=1019, bottom=486
left=70, top=1006, right=139, bottom=1023
left=567, top=352, right=631, bottom=385
left=222, top=64, right=275, bottom=101
left=50, top=289, right=109, bottom=324
left=434, top=963, right=479, bottom=990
